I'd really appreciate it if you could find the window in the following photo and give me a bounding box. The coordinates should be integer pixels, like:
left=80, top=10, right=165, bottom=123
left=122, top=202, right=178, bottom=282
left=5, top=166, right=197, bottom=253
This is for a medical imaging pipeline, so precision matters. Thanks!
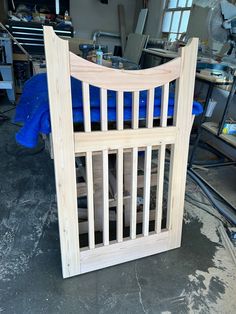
left=162, top=0, right=193, bottom=41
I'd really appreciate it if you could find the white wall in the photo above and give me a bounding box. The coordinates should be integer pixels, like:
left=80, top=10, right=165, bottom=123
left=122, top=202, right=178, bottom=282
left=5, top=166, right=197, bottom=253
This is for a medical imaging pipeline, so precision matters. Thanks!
left=70, top=0, right=138, bottom=51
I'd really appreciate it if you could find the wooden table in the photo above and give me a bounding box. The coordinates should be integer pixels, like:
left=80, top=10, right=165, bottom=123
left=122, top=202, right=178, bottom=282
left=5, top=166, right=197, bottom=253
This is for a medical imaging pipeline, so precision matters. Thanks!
left=143, top=48, right=234, bottom=85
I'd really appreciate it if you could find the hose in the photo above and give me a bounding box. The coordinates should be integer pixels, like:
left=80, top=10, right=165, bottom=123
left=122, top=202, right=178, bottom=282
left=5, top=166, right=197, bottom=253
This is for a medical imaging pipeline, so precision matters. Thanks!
left=187, top=169, right=236, bottom=225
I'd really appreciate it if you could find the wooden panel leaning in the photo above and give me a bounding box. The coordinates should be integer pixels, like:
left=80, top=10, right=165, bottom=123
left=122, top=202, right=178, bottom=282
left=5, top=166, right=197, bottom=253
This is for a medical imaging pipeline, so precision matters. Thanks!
left=43, top=26, right=198, bottom=278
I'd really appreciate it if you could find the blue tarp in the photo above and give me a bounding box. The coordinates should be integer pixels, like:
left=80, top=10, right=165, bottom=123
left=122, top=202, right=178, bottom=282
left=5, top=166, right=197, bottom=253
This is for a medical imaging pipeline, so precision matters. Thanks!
left=14, top=73, right=203, bottom=148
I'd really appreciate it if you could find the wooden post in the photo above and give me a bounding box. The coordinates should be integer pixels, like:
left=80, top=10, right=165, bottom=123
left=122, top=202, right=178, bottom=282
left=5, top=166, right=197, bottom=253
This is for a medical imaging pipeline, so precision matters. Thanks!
left=167, top=38, right=199, bottom=248
left=44, top=26, right=80, bottom=278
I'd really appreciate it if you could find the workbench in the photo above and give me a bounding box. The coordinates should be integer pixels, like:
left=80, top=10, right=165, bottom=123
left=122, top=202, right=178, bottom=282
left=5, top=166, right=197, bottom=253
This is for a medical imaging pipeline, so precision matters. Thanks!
left=144, top=47, right=236, bottom=213
left=143, top=48, right=236, bottom=149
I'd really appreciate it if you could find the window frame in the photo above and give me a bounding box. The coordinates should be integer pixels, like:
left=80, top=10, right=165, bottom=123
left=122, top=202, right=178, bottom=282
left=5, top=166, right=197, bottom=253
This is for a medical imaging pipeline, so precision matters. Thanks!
left=162, top=0, right=193, bottom=41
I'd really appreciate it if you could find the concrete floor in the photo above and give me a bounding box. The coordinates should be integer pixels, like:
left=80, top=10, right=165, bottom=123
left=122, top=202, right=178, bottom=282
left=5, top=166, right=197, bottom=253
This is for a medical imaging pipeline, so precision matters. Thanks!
left=1, top=98, right=236, bottom=313
left=195, top=166, right=236, bottom=208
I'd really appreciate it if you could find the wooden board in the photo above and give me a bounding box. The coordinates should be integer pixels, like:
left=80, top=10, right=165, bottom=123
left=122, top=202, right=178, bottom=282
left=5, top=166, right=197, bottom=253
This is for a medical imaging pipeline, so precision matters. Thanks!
left=123, top=33, right=149, bottom=65
left=135, top=8, right=148, bottom=34
left=74, top=127, right=177, bottom=153
left=118, top=4, right=126, bottom=56
left=44, top=26, right=198, bottom=278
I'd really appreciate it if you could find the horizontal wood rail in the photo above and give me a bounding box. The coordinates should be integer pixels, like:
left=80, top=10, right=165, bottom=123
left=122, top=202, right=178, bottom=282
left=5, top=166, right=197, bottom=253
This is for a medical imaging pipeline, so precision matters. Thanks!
left=74, top=127, right=177, bottom=153
left=80, top=231, right=170, bottom=274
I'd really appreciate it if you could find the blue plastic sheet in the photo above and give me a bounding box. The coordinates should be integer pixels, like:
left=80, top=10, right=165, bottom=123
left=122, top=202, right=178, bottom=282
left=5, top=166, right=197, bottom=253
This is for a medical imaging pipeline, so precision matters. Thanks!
left=15, top=73, right=203, bottom=148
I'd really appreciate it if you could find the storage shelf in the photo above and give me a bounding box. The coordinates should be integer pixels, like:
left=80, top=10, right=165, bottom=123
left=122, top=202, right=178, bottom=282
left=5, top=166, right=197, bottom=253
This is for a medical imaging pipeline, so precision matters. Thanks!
left=202, top=122, right=236, bottom=148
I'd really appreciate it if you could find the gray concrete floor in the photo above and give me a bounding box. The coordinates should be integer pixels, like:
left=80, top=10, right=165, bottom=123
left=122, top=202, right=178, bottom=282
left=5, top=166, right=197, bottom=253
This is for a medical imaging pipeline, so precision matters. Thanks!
left=195, top=165, right=236, bottom=208
left=0, top=97, right=236, bottom=313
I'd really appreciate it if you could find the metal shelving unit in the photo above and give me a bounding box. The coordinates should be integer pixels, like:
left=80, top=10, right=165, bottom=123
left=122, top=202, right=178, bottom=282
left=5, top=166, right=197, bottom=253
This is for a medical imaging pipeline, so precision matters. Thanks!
left=0, top=34, right=15, bottom=103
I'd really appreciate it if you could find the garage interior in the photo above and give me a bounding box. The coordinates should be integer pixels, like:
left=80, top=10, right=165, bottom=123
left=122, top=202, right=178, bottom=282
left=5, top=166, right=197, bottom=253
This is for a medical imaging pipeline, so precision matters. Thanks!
left=0, top=0, right=236, bottom=313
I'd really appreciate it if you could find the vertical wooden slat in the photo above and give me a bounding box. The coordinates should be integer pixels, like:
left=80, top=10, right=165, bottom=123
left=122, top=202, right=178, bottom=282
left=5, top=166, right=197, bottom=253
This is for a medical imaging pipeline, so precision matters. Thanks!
left=155, top=145, right=165, bottom=233
left=117, top=148, right=123, bottom=242
left=102, top=149, right=109, bottom=245
left=155, top=83, right=169, bottom=233
left=44, top=27, right=80, bottom=278
left=86, top=151, right=95, bottom=249
left=130, top=146, right=138, bottom=239
left=130, top=91, right=139, bottom=239
left=117, top=91, right=124, bottom=130
left=147, top=88, right=154, bottom=128
left=82, top=82, right=91, bottom=132
left=132, top=91, right=139, bottom=129
left=100, top=88, right=108, bottom=131
left=83, top=81, right=94, bottom=248
left=143, top=88, right=154, bottom=236
left=117, top=91, right=123, bottom=242
left=161, top=83, right=169, bottom=127
left=143, top=145, right=152, bottom=236
left=100, top=88, right=109, bottom=245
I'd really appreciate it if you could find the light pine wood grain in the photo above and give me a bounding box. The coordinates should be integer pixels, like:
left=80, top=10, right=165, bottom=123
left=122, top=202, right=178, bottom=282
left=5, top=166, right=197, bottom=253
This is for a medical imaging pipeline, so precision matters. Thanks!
left=142, top=88, right=155, bottom=236
left=70, top=52, right=181, bottom=91
left=74, top=127, right=177, bottom=153
left=44, top=27, right=198, bottom=278
left=155, top=83, right=169, bottom=233
left=86, top=151, right=95, bottom=249
left=102, top=150, right=109, bottom=245
left=80, top=231, right=170, bottom=274
left=132, top=91, right=139, bottom=129
left=129, top=91, right=139, bottom=239
left=44, top=27, right=80, bottom=278
left=100, top=88, right=109, bottom=244
left=155, top=145, right=165, bottom=233
left=143, top=146, right=152, bottom=236
left=116, top=91, right=124, bottom=242
left=117, top=148, right=123, bottom=242
left=167, top=38, right=198, bottom=248
left=82, top=82, right=91, bottom=132
left=100, top=88, right=108, bottom=131
left=130, top=147, right=138, bottom=239
left=161, top=84, right=169, bottom=127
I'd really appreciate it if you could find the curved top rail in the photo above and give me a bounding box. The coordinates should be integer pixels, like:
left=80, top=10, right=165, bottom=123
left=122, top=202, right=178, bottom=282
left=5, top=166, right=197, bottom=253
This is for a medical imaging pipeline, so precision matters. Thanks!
left=69, top=53, right=182, bottom=91
left=43, top=27, right=198, bottom=92
left=43, top=27, right=183, bottom=92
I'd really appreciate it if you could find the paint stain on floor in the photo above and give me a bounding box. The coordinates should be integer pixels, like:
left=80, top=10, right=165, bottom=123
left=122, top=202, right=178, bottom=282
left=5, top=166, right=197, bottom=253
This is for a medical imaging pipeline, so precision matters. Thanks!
left=0, top=104, right=236, bottom=313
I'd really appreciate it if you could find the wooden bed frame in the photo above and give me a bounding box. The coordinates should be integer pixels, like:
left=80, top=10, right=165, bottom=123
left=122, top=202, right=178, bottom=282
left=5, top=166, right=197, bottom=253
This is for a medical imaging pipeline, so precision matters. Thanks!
left=44, top=26, right=198, bottom=278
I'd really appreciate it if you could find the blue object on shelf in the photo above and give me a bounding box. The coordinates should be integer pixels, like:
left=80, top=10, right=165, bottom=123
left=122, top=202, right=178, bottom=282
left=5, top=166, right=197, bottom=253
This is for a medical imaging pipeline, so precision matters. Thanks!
left=14, top=73, right=203, bottom=148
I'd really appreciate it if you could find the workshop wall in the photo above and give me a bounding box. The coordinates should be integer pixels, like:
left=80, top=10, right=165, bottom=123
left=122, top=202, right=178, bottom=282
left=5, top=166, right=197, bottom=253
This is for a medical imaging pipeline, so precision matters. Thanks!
left=144, top=0, right=166, bottom=38
left=0, top=0, right=8, bottom=23
left=70, top=0, right=138, bottom=51
left=143, top=0, right=220, bottom=39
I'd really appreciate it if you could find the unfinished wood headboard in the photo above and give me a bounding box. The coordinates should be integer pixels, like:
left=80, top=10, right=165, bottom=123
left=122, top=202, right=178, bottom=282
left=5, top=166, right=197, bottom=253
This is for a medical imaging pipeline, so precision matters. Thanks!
left=44, top=26, right=198, bottom=278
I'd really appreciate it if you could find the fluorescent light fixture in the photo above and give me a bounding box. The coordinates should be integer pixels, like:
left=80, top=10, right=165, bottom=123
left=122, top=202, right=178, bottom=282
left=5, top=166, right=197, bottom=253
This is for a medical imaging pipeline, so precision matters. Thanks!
left=55, top=0, right=60, bottom=14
